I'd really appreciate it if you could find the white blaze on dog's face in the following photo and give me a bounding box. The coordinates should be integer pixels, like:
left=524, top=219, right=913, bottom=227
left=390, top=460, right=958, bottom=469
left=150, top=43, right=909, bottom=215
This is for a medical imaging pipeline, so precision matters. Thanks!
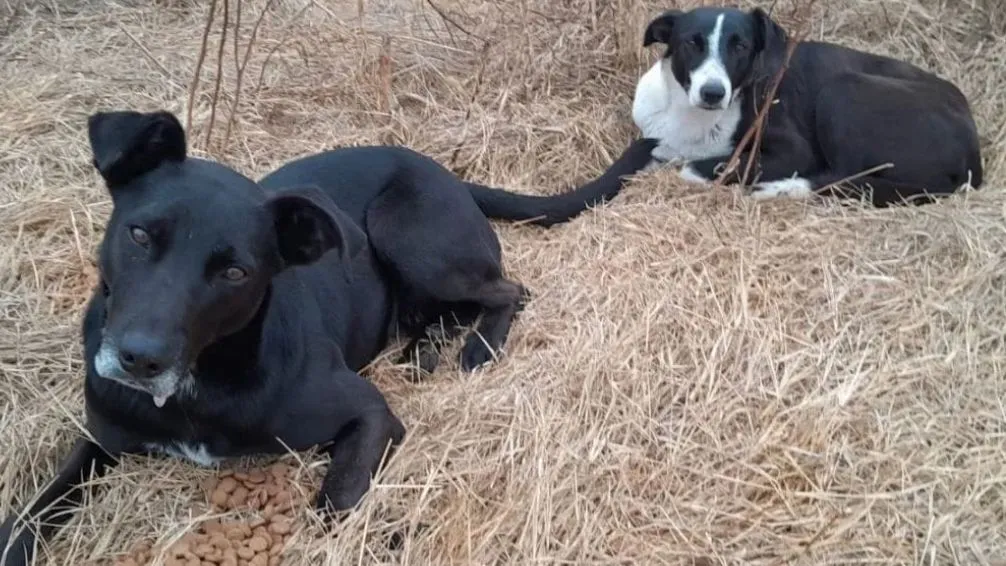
left=686, top=15, right=730, bottom=109
left=644, top=7, right=767, bottom=112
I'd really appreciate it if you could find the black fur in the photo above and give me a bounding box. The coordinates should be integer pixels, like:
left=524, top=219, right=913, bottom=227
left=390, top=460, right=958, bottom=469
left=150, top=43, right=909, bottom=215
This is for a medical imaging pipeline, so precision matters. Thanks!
left=646, top=7, right=983, bottom=205
left=0, top=110, right=657, bottom=566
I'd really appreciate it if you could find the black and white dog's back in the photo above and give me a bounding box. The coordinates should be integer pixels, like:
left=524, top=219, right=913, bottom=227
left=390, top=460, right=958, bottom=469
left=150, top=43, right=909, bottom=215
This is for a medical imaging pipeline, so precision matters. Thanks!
left=633, top=6, right=983, bottom=206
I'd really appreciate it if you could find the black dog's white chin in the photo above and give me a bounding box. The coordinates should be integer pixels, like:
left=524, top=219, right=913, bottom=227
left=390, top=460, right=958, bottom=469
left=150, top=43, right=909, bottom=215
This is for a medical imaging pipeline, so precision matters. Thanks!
left=93, top=340, right=190, bottom=408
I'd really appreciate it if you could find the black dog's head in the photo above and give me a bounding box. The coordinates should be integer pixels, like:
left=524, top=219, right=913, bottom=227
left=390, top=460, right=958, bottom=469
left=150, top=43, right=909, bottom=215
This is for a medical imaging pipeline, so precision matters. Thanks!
left=643, top=7, right=788, bottom=110
left=87, top=110, right=365, bottom=407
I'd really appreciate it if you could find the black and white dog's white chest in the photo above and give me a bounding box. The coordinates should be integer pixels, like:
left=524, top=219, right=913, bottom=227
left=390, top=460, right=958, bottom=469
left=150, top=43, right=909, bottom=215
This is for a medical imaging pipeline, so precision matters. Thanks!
left=632, top=59, right=743, bottom=168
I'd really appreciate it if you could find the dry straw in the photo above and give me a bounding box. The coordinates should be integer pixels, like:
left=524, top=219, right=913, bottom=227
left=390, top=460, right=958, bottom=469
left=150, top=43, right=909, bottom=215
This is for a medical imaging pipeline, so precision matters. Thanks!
left=1, top=0, right=1005, bottom=564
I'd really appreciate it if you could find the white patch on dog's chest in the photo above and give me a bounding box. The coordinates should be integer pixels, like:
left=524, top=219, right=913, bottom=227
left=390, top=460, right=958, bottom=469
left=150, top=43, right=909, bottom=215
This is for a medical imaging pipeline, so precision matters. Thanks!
left=146, top=441, right=221, bottom=467
left=632, top=61, right=742, bottom=165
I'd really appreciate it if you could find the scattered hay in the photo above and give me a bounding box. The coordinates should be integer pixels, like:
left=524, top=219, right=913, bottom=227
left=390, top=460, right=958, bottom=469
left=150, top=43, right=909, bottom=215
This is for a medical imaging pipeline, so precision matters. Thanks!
left=1, top=0, right=1005, bottom=564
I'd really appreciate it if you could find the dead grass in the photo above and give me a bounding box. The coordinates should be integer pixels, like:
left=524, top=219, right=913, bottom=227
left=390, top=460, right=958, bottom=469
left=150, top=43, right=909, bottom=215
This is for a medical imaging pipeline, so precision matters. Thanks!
left=2, top=0, right=1006, bottom=564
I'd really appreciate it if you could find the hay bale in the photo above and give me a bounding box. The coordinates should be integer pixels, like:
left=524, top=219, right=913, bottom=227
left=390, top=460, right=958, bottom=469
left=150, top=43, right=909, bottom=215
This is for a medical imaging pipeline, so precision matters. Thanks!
left=1, top=0, right=1004, bottom=564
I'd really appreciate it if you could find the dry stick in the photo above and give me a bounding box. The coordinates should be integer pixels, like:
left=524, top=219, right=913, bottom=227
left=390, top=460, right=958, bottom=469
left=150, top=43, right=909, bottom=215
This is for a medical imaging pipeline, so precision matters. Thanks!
left=717, top=2, right=815, bottom=187
left=818, top=163, right=894, bottom=195
left=425, top=0, right=484, bottom=42
left=188, top=0, right=219, bottom=134
left=118, top=24, right=183, bottom=90
left=253, top=1, right=315, bottom=96
left=205, top=0, right=231, bottom=152
left=448, top=42, right=491, bottom=171
left=377, top=35, right=393, bottom=115
left=224, top=0, right=278, bottom=150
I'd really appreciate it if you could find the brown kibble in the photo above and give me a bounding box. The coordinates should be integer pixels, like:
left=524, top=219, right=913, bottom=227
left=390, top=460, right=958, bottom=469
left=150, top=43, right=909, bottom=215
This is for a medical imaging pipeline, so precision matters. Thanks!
left=195, top=542, right=215, bottom=558
left=269, top=556, right=280, bottom=566
left=248, top=536, right=269, bottom=553
left=211, top=489, right=229, bottom=507
left=237, top=546, right=256, bottom=560
left=230, top=486, right=249, bottom=507
left=249, top=516, right=267, bottom=528
left=250, top=554, right=268, bottom=566
left=227, top=527, right=247, bottom=541
left=269, top=518, right=292, bottom=536
left=269, top=463, right=288, bottom=479
left=187, top=557, right=202, bottom=566
left=248, top=470, right=267, bottom=484
left=218, top=477, right=239, bottom=494
left=211, top=533, right=231, bottom=550
left=222, top=558, right=238, bottom=566
left=204, top=520, right=225, bottom=534
left=165, top=559, right=185, bottom=566
left=233, top=472, right=250, bottom=482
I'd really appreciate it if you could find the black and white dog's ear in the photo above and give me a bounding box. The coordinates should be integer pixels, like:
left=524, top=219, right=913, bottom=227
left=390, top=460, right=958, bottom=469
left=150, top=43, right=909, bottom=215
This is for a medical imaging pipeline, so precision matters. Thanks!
left=751, top=8, right=788, bottom=54
left=643, top=10, right=682, bottom=47
left=267, top=186, right=366, bottom=268
left=87, top=110, right=187, bottom=188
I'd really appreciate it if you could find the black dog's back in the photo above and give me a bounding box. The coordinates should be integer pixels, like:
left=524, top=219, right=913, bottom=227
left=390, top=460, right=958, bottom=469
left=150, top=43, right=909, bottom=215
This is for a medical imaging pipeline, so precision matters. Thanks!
left=259, top=146, right=453, bottom=226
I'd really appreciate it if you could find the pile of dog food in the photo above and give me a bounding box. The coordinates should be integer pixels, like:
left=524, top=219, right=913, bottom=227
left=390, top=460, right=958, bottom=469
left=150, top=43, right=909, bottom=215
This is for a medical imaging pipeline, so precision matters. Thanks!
left=110, top=462, right=309, bottom=566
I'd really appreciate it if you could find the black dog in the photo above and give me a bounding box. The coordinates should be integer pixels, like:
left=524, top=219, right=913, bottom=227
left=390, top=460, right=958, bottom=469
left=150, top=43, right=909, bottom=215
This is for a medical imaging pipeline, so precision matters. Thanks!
left=632, top=6, right=983, bottom=205
left=0, top=109, right=656, bottom=565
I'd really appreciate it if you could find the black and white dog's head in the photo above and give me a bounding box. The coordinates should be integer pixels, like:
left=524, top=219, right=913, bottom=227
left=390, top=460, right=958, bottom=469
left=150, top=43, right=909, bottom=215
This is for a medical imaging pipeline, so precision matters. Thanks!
left=643, top=7, right=787, bottom=110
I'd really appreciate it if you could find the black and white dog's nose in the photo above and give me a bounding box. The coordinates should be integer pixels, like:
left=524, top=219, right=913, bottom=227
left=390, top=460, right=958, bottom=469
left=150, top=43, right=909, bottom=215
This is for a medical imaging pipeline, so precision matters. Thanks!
left=699, top=82, right=726, bottom=106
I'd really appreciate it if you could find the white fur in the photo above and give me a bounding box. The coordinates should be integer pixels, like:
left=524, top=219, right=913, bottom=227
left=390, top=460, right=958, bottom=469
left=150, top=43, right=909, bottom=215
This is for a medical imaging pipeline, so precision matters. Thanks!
left=632, top=35, right=741, bottom=174
left=146, top=442, right=221, bottom=467
left=94, top=340, right=195, bottom=407
left=687, top=14, right=731, bottom=110
left=751, top=177, right=814, bottom=199
left=677, top=163, right=711, bottom=185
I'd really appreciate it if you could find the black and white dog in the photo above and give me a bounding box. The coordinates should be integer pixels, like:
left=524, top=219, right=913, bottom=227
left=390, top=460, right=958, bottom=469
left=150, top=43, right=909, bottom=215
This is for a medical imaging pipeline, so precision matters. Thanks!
left=0, top=109, right=656, bottom=566
left=632, top=6, right=983, bottom=205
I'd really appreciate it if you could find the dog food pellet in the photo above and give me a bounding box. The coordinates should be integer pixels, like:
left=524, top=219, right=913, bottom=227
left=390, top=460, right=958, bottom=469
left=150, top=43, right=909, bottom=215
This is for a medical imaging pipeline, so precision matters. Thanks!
left=113, top=462, right=310, bottom=566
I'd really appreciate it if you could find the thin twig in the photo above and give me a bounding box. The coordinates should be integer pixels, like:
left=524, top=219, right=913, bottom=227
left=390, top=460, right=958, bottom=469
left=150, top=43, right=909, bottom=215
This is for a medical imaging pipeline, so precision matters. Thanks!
left=425, top=0, right=485, bottom=42
left=717, top=0, right=817, bottom=186
left=187, top=0, right=219, bottom=134
left=117, top=23, right=183, bottom=90
left=224, top=0, right=278, bottom=149
left=818, top=162, right=895, bottom=193
left=205, top=0, right=231, bottom=151
left=449, top=42, right=491, bottom=170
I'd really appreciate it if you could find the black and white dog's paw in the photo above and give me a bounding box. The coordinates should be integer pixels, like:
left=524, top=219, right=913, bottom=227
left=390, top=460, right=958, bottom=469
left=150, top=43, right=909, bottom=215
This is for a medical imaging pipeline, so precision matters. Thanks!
left=749, top=177, right=814, bottom=200
left=677, top=163, right=713, bottom=185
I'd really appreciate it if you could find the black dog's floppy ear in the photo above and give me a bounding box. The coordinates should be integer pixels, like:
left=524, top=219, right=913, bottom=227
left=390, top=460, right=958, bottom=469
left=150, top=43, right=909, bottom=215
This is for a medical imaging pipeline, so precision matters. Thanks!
left=643, top=10, right=682, bottom=47
left=87, top=110, right=187, bottom=188
left=751, top=7, right=788, bottom=54
left=267, top=186, right=366, bottom=267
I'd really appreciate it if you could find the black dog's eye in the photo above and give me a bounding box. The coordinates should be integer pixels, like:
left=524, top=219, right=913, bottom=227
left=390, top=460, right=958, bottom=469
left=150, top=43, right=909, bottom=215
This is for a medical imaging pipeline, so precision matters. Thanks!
left=222, top=266, right=248, bottom=282
left=732, top=39, right=749, bottom=52
left=129, top=226, right=151, bottom=247
left=688, top=36, right=703, bottom=49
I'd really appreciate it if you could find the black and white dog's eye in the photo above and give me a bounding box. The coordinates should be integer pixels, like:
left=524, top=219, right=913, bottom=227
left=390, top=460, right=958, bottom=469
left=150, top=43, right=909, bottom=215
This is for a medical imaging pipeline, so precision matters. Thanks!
left=733, top=41, right=748, bottom=52
left=688, top=36, right=703, bottom=48
left=129, top=226, right=151, bottom=247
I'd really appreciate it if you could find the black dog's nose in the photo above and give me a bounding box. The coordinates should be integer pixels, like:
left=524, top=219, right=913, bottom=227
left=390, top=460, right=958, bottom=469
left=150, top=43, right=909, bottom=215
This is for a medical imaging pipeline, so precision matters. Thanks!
left=118, top=333, right=171, bottom=378
left=699, top=82, right=726, bottom=106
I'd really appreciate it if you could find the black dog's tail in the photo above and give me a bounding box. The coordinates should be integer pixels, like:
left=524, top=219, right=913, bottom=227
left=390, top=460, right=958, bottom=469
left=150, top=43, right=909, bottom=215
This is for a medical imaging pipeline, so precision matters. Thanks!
left=466, top=137, right=658, bottom=227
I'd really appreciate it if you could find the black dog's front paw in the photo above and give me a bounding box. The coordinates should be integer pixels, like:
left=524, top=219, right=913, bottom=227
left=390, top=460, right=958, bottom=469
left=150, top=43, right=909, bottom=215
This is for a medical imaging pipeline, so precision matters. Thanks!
left=460, top=334, right=496, bottom=372
left=314, top=476, right=369, bottom=523
left=0, top=516, right=35, bottom=566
